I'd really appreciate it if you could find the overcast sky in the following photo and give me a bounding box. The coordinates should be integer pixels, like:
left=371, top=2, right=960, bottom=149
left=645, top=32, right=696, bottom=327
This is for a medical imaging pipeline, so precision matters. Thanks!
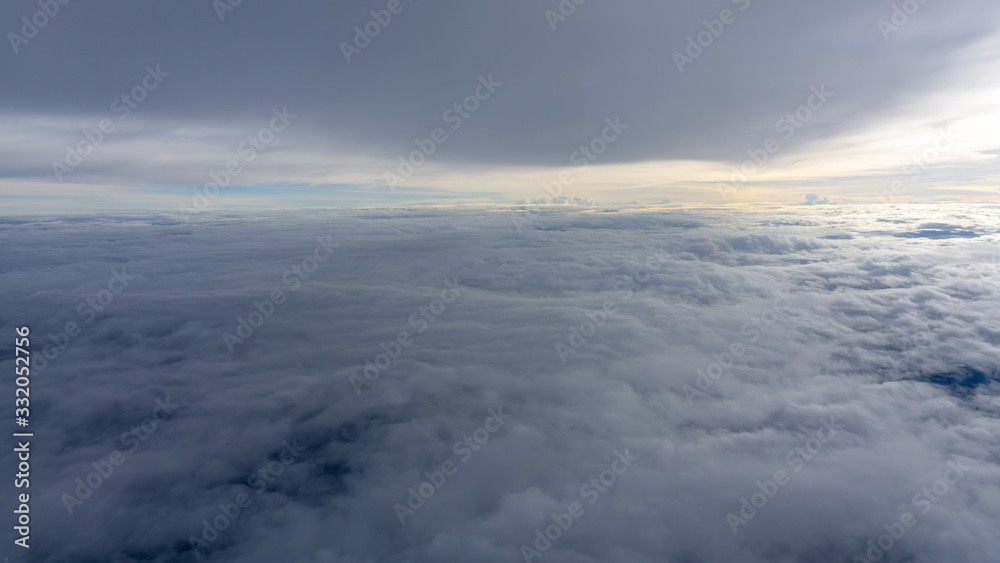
left=2, top=0, right=999, bottom=211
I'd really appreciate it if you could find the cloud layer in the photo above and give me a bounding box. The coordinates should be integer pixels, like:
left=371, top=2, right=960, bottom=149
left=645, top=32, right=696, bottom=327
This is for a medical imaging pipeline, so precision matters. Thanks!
left=2, top=0, right=1000, bottom=206
left=2, top=205, right=1000, bottom=561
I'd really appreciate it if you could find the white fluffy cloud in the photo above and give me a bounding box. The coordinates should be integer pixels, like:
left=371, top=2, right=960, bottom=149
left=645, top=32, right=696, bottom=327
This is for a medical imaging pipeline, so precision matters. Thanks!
left=1, top=204, right=999, bottom=562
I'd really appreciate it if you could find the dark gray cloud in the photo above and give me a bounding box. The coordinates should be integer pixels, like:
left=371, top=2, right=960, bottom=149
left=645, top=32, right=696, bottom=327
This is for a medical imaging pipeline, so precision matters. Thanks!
left=2, top=205, right=1000, bottom=561
left=1, top=0, right=998, bottom=178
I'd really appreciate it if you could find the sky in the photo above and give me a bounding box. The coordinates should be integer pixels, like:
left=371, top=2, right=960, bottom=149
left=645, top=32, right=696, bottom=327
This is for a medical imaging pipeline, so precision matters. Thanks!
left=2, top=0, right=1000, bottom=214
left=5, top=3, right=1000, bottom=562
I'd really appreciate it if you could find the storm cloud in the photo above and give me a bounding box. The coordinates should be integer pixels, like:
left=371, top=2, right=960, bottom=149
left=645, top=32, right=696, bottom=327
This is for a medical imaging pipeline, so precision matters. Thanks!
left=2, top=0, right=1000, bottom=206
